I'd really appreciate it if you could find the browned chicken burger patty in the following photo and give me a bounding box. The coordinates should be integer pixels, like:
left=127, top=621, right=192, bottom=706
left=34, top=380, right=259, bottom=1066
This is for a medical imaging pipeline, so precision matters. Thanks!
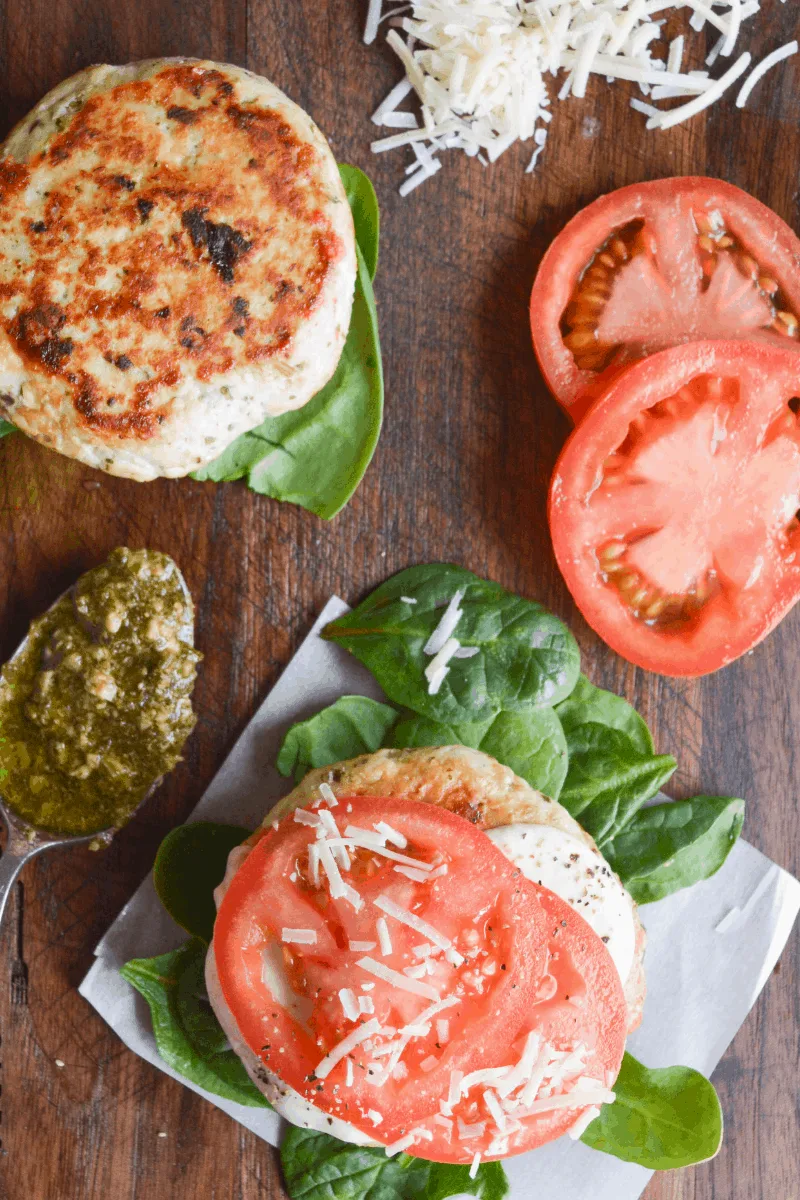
left=0, top=58, right=356, bottom=480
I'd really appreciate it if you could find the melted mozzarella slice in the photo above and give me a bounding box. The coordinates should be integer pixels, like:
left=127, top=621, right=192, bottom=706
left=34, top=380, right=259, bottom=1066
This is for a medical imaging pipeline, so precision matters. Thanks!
left=487, top=823, right=636, bottom=985
left=205, top=939, right=380, bottom=1146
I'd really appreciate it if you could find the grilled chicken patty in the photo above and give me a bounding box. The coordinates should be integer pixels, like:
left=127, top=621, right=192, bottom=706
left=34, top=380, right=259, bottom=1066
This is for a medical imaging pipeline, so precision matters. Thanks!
left=0, top=58, right=356, bottom=480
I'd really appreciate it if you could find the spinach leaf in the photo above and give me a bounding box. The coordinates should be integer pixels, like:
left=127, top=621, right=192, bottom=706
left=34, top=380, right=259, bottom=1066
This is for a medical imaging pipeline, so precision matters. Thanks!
left=277, top=696, right=399, bottom=783
left=121, top=938, right=270, bottom=1108
left=555, top=678, right=675, bottom=847
left=603, top=794, right=744, bottom=904
left=324, top=564, right=580, bottom=725
left=340, top=163, right=379, bottom=282
left=193, top=165, right=383, bottom=519
left=393, top=706, right=569, bottom=800
left=280, top=1127, right=508, bottom=1200
left=0, top=420, right=14, bottom=437
left=556, top=675, right=654, bottom=756
left=581, top=1052, right=723, bottom=1169
left=153, top=822, right=251, bottom=943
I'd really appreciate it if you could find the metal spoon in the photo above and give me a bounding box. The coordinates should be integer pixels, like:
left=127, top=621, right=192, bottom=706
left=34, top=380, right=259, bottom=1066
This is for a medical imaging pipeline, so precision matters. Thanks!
left=0, top=558, right=195, bottom=932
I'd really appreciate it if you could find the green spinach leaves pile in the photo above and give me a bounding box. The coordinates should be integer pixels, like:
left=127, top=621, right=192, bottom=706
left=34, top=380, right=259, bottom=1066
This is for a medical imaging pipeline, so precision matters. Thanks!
left=123, top=563, right=739, bottom=1197
left=0, top=165, right=383, bottom=520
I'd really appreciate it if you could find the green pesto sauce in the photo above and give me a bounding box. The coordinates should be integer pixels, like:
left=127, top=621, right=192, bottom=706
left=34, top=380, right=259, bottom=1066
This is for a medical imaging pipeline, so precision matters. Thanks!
left=0, top=547, right=201, bottom=836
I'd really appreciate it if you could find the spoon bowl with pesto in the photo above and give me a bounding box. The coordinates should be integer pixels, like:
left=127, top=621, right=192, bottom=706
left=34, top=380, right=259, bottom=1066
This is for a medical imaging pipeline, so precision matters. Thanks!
left=0, top=548, right=201, bottom=930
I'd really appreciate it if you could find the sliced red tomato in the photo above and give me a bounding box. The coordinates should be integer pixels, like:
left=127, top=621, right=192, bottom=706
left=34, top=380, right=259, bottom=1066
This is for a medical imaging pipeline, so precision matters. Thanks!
left=531, top=177, right=800, bottom=421
left=549, top=339, right=800, bottom=677
left=214, top=794, right=626, bottom=1163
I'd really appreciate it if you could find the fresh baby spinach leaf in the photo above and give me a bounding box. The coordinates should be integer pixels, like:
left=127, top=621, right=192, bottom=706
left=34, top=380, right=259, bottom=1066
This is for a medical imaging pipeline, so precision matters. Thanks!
left=0, top=420, right=14, bottom=437
left=153, top=821, right=251, bottom=944
left=603, top=794, right=745, bottom=904
left=340, top=163, right=379, bottom=282
left=280, top=1127, right=508, bottom=1200
left=121, top=938, right=269, bottom=1108
left=581, top=1052, right=723, bottom=1169
left=277, top=695, right=399, bottom=783
left=323, top=564, right=580, bottom=726
left=555, top=677, right=675, bottom=846
left=555, top=675, right=654, bottom=756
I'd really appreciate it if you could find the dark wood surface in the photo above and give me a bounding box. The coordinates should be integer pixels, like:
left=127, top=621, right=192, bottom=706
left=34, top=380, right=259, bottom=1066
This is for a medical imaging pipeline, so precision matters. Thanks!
left=0, top=2, right=798, bottom=1197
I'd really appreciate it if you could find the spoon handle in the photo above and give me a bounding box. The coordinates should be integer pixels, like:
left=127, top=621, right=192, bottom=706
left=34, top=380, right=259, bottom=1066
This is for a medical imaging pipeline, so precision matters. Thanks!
left=0, top=843, right=33, bottom=932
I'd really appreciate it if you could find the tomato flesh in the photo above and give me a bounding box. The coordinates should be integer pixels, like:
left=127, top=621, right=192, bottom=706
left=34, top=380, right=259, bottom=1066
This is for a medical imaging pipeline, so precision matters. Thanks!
left=532, top=178, right=800, bottom=419
left=214, top=794, right=626, bottom=1162
left=549, top=340, right=800, bottom=676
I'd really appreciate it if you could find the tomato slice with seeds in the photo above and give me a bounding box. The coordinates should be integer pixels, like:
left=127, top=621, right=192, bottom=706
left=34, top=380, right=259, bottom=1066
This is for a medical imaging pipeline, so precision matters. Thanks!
left=213, top=795, right=626, bottom=1163
left=549, top=339, right=800, bottom=677
left=531, top=178, right=800, bottom=420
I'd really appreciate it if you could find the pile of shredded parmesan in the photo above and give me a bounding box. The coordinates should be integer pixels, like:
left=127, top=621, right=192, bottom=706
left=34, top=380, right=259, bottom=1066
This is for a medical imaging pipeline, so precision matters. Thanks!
left=364, top=0, right=797, bottom=194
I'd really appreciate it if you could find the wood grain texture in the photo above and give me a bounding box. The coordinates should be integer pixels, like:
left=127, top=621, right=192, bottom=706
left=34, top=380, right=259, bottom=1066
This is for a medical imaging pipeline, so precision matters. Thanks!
left=0, top=1, right=798, bottom=1196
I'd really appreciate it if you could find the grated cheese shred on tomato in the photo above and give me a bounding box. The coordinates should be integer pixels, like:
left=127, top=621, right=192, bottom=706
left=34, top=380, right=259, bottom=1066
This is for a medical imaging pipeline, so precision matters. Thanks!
left=365, top=0, right=797, bottom=192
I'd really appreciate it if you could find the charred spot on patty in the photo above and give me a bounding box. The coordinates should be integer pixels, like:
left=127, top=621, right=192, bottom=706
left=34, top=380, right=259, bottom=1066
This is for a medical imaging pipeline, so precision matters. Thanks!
left=166, top=106, right=199, bottom=125
left=136, top=198, right=154, bottom=222
left=115, top=354, right=133, bottom=371
left=181, top=207, right=253, bottom=284
left=232, top=296, right=249, bottom=318
left=15, top=304, right=74, bottom=371
left=114, top=175, right=136, bottom=191
left=31, top=221, right=47, bottom=233
left=155, top=306, right=170, bottom=319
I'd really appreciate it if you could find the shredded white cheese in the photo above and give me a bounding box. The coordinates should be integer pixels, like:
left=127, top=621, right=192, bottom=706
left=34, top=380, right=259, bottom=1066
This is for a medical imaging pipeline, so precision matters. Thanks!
left=424, top=589, right=466, bottom=655
left=308, top=842, right=320, bottom=887
left=374, top=893, right=455, bottom=951
left=448, top=1069, right=464, bottom=1107
left=364, top=0, right=797, bottom=191
left=458, top=1119, right=486, bottom=1140
left=377, top=916, right=394, bottom=956
left=356, top=956, right=442, bottom=1000
left=736, top=40, right=798, bottom=108
left=317, top=839, right=363, bottom=911
left=313, top=1018, right=381, bottom=1080
left=319, top=782, right=338, bottom=806
left=567, top=1104, right=602, bottom=1139
left=349, top=940, right=377, bottom=952
left=339, top=988, right=360, bottom=1021
left=513, top=1086, right=616, bottom=1118
left=394, top=864, right=431, bottom=883
left=374, top=821, right=408, bottom=849
left=294, top=809, right=321, bottom=827
left=384, top=1132, right=417, bottom=1157
left=335, top=833, right=434, bottom=871
left=281, top=928, right=317, bottom=945
left=424, top=636, right=462, bottom=695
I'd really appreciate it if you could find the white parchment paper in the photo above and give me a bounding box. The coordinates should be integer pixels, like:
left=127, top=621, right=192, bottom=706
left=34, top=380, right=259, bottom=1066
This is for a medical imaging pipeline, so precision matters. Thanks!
left=79, top=597, right=800, bottom=1200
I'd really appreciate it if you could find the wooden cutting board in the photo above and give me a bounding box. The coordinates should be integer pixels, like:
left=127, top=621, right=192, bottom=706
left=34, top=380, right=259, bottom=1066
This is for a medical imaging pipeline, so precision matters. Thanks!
left=0, top=1, right=797, bottom=1197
